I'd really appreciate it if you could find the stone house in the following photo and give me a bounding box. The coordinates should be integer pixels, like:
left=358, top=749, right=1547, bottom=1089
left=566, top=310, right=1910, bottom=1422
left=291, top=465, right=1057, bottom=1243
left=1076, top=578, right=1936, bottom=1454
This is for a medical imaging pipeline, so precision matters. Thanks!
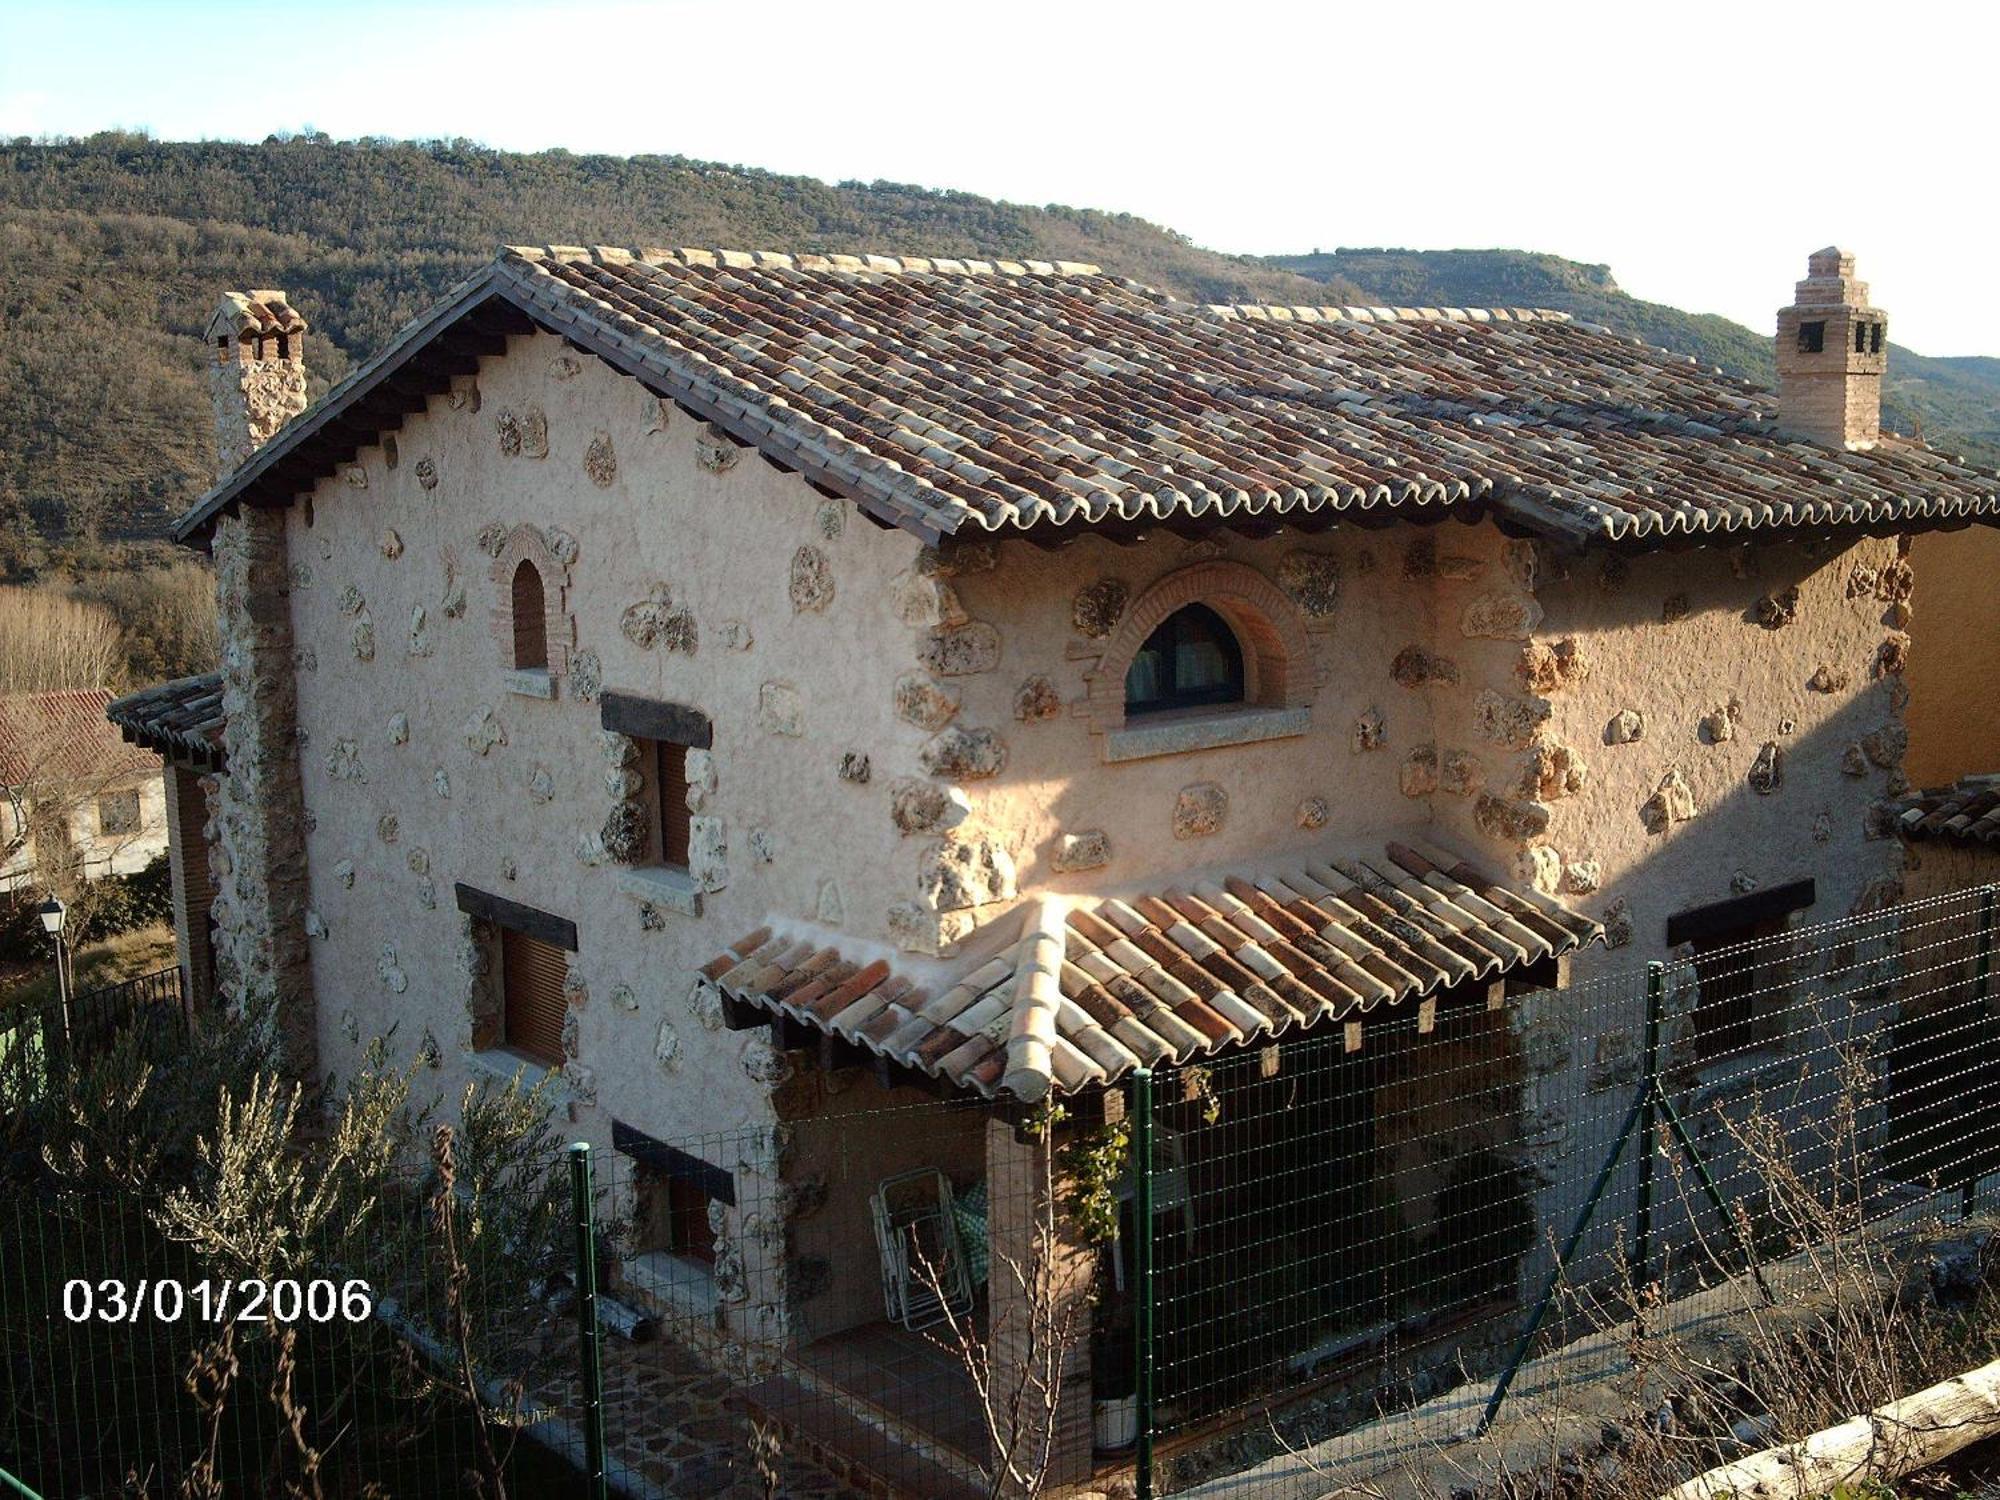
left=112, top=247, right=2000, bottom=1488
left=1, top=688, right=167, bottom=897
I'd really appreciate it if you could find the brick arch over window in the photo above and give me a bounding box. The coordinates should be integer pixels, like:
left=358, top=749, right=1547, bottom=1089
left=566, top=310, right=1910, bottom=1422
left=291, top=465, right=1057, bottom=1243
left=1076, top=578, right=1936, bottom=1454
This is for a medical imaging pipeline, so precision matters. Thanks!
left=488, top=525, right=575, bottom=676
left=1084, top=561, right=1316, bottom=734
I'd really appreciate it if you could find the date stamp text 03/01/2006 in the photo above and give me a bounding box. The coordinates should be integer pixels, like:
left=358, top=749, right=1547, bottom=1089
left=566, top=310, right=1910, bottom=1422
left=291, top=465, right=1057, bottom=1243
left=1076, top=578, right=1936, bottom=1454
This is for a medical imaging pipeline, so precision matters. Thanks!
left=62, top=1279, right=376, bottom=1325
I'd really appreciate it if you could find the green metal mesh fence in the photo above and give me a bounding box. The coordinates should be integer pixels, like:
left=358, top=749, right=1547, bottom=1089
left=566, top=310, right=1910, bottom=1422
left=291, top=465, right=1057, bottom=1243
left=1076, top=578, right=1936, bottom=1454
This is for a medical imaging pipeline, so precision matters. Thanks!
left=2, top=883, right=1997, bottom=1498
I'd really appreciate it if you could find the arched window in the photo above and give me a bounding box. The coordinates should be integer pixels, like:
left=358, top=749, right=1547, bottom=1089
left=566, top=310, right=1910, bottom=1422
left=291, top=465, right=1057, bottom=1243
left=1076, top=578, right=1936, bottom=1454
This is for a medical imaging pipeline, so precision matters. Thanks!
left=511, top=560, right=549, bottom=671
left=1124, top=603, right=1245, bottom=718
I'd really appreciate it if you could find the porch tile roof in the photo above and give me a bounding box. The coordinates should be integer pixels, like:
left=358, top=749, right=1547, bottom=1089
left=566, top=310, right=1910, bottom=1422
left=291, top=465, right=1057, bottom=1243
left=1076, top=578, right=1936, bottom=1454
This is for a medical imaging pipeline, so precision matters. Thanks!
left=1896, top=775, right=2000, bottom=847
left=703, top=837, right=1602, bottom=1102
left=105, top=673, right=227, bottom=772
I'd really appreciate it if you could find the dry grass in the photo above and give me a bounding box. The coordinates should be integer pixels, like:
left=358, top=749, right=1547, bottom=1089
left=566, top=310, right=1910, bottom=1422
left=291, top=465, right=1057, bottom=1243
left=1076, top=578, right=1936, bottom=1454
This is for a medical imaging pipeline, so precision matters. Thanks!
left=0, top=923, right=176, bottom=1006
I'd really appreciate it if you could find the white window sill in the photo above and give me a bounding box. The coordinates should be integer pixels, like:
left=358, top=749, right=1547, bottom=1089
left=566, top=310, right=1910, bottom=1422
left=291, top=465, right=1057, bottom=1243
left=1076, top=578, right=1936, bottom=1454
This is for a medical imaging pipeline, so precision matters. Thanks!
left=1103, top=704, right=1309, bottom=763
left=504, top=669, right=557, bottom=700
left=622, top=1250, right=718, bottom=1319
left=465, top=1047, right=571, bottom=1101
left=618, top=865, right=702, bottom=917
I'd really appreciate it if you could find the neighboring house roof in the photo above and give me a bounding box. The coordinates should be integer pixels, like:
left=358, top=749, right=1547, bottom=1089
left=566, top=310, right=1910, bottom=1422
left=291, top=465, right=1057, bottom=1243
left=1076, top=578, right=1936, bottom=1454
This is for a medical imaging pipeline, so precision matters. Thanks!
left=1896, top=776, right=2000, bottom=848
left=702, top=837, right=1602, bottom=1102
left=0, top=689, right=159, bottom=788
left=176, top=246, right=2000, bottom=553
left=105, top=673, right=227, bottom=773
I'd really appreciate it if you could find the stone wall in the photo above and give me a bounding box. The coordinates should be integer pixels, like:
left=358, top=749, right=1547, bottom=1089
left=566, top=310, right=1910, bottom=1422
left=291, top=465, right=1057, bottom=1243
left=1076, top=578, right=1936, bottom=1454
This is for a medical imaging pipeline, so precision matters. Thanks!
left=282, top=333, right=932, bottom=1156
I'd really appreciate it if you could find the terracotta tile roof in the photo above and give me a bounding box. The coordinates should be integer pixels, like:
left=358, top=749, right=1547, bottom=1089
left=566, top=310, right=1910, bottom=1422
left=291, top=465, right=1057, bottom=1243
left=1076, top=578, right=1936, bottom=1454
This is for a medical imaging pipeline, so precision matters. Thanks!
left=0, top=689, right=159, bottom=787
left=703, top=837, right=1602, bottom=1102
left=1896, top=776, right=2000, bottom=848
left=106, top=673, right=227, bottom=772
left=178, top=244, right=2000, bottom=552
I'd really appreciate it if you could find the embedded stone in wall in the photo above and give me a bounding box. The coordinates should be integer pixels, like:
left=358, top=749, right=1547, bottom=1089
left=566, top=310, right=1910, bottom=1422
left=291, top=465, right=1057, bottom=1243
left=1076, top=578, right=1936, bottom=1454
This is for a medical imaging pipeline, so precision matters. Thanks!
left=1277, top=551, right=1341, bottom=618
left=1460, top=591, right=1544, bottom=640
left=1747, top=742, right=1784, bottom=794
left=1519, top=741, right=1587, bottom=801
left=374, top=813, right=398, bottom=845
left=838, top=751, right=871, bottom=784
left=432, top=767, right=456, bottom=799
left=290, top=562, right=313, bottom=589
left=601, top=732, right=639, bottom=769
left=338, top=584, right=366, bottom=617
left=1563, top=860, right=1601, bottom=895
left=606, top=763, right=643, bottom=801
left=654, top=1019, right=683, bottom=1074
left=718, top=620, right=753, bottom=651
left=890, top=780, right=972, bottom=836
left=1440, top=750, right=1484, bottom=798
left=1605, top=709, right=1645, bottom=745
left=1071, top=578, right=1130, bottom=639
left=920, top=621, right=1002, bottom=676
left=920, top=726, right=1006, bottom=780
left=748, top=827, right=776, bottom=863
left=293, top=646, right=318, bottom=674
left=350, top=616, right=375, bottom=662
left=569, top=650, right=602, bottom=704
left=378, top=530, right=403, bottom=560
left=439, top=549, right=466, bottom=619
left=304, top=909, right=327, bottom=940
left=416, top=878, right=437, bottom=910
left=1473, top=689, right=1551, bottom=748
left=1390, top=646, right=1459, bottom=688
left=1847, top=562, right=1880, bottom=599
left=1517, top=639, right=1591, bottom=693
left=1474, top=793, right=1551, bottom=842
left=889, top=568, right=967, bottom=631
left=549, top=352, right=583, bottom=381
left=344, top=465, right=367, bottom=489
left=325, top=739, right=363, bottom=781
left=334, top=859, right=355, bottom=889
left=1808, top=664, right=1851, bottom=694
left=1698, top=699, right=1742, bottom=744
left=496, top=405, right=548, bottom=459
left=1297, top=796, right=1329, bottom=831
left=1173, top=782, right=1228, bottom=840
left=757, top=682, right=803, bottom=737
left=1862, top=723, right=1908, bottom=769
left=1841, top=742, right=1870, bottom=777
left=462, top=705, right=507, bottom=757
left=684, top=749, right=717, bottom=810
left=600, top=800, right=646, bottom=864
left=894, top=673, right=960, bottom=731
left=387, top=713, right=409, bottom=746
left=1640, top=768, right=1698, bottom=833
left=1014, top=675, right=1063, bottom=722
left=1402, top=536, right=1437, bottom=579
left=476, top=524, right=508, bottom=558
left=689, top=817, right=728, bottom=892
left=1051, top=830, right=1111, bottom=874
left=620, top=583, right=697, bottom=652
left=741, top=1034, right=793, bottom=1087
left=415, top=457, right=438, bottom=490
left=789, top=546, right=834, bottom=613
left=918, top=835, right=1016, bottom=911
left=816, top=878, right=844, bottom=924
left=1753, top=588, right=1799, bottom=630
left=1399, top=745, right=1439, bottom=798
left=1351, top=708, right=1386, bottom=754
left=1601, top=898, right=1634, bottom=949
left=1439, top=550, right=1486, bottom=582
left=409, top=605, right=433, bottom=658
left=584, top=431, right=617, bottom=487
left=377, top=945, right=408, bottom=994
left=1874, top=634, right=1910, bottom=677
left=526, top=763, right=555, bottom=802
left=408, top=848, right=430, bottom=876
left=1661, top=592, right=1690, bottom=624
left=1516, top=845, right=1561, bottom=895
left=695, top=423, right=740, bottom=474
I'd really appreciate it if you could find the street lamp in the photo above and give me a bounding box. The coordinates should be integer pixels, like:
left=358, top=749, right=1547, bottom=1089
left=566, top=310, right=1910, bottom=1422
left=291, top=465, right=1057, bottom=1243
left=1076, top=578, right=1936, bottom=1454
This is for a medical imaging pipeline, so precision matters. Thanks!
left=38, top=894, right=72, bottom=1044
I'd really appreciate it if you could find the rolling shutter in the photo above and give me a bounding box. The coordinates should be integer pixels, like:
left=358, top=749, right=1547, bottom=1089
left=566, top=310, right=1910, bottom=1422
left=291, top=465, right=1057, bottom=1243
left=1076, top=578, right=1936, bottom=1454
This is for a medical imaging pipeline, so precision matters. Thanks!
left=657, top=740, right=691, bottom=868
left=502, top=927, right=568, bottom=1067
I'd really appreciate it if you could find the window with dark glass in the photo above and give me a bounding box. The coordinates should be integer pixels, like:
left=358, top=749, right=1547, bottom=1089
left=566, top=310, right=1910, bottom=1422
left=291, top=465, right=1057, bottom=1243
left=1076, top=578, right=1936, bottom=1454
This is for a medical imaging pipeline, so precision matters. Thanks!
left=1797, top=320, right=1826, bottom=354
left=511, top=560, right=548, bottom=671
left=1124, top=604, right=1246, bottom=718
left=1870, top=322, right=1884, bottom=354
left=97, top=789, right=141, bottom=836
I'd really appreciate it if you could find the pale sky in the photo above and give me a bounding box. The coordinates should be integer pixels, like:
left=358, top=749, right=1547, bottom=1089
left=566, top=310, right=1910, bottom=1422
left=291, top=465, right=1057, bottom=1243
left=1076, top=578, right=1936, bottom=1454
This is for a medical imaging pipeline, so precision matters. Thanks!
left=3, top=0, right=1995, bottom=355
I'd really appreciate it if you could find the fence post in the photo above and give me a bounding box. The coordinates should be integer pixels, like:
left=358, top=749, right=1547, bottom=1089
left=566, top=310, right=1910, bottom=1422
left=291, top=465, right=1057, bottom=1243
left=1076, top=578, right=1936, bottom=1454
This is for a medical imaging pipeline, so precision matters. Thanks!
left=1133, top=1067, right=1156, bottom=1500
left=569, top=1142, right=609, bottom=1500
left=1633, top=961, right=1665, bottom=1309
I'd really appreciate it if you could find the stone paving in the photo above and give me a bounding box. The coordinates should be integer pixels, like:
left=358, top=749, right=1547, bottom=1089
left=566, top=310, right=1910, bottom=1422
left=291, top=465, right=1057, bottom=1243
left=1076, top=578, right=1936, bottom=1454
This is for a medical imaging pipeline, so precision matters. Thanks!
left=527, top=1323, right=870, bottom=1500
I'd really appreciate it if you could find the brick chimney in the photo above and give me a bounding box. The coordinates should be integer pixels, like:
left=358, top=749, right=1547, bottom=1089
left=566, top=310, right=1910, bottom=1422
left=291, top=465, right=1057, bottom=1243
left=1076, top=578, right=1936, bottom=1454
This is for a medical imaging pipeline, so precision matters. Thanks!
left=1775, top=248, right=1887, bottom=449
left=204, top=291, right=308, bottom=479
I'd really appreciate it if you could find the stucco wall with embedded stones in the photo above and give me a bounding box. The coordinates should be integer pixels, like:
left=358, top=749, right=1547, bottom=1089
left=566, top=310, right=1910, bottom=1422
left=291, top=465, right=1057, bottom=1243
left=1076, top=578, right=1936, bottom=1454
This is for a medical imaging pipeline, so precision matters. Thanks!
left=1446, top=534, right=1916, bottom=977
left=281, top=332, right=937, bottom=1160
left=914, top=527, right=1437, bottom=923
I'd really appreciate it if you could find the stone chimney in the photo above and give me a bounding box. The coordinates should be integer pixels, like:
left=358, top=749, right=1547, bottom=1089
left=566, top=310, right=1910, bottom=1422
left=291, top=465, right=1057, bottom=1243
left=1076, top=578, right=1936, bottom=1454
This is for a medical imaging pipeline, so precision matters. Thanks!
left=204, top=291, right=308, bottom=479
left=1776, top=248, right=1887, bottom=449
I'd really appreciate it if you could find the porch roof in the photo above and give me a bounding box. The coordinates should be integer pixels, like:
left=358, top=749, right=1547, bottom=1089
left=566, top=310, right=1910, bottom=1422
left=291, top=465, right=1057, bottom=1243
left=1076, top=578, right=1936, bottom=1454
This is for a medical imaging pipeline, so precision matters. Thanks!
left=1895, top=774, right=2000, bottom=848
left=105, top=673, right=227, bottom=773
left=702, top=836, right=1602, bottom=1103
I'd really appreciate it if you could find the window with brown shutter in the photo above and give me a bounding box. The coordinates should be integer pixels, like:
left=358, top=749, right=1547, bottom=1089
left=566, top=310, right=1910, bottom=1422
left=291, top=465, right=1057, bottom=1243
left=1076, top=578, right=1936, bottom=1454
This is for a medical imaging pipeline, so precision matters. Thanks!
left=511, top=560, right=548, bottom=671
left=501, top=927, right=568, bottom=1067
left=655, top=740, right=690, bottom=868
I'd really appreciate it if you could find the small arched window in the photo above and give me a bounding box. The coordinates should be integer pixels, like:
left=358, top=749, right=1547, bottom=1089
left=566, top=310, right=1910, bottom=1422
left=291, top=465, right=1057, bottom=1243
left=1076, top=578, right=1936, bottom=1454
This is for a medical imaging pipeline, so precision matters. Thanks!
left=511, top=559, right=549, bottom=671
left=1124, top=603, right=1245, bottom=718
